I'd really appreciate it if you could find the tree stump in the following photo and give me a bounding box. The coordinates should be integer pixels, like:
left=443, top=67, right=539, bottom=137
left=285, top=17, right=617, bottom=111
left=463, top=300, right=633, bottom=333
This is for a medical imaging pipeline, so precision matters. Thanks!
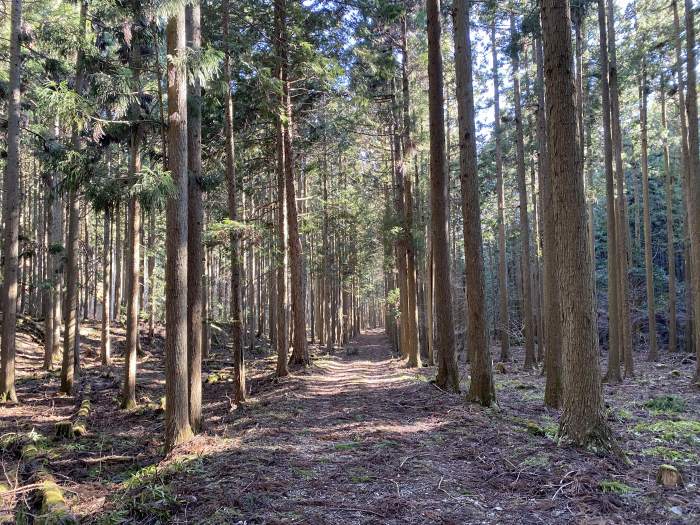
left=657, top=464, right=683, bottom=488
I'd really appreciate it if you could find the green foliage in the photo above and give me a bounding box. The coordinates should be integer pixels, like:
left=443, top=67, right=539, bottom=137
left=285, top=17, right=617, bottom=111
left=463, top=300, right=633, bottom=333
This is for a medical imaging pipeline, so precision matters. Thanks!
left=599, top=480, right=634, bottom=495
left=642, top=446, right=698, bottom=463
left=643, top=395, right=687, bottom=414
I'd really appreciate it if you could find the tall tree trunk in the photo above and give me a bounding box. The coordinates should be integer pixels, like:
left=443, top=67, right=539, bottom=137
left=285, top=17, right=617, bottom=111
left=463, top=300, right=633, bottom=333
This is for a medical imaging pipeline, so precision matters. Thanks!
left=278, top=0, right=308, bottom=367
left=510, top=13, right=535, bottom=370
left=223, top=0, right=245, bottom=403
left=164, top=7, right=194, bottom=451
left=122, top=31, right=144, bottom=410
left=541, top=0, right=612, bottom=448
left=661, top=74, right=677, bottom=353
left=60, top=0, right=88, bottom=396
left=187, top=0, right=205, bottom=428
left=683, top=0, right=700, bottom=384
left=606, top=0, right=634, bottom=378
left=672, top=0, right=693, bottom=356
left=273, top=0, right=289, bottom=377
left=452, top=0, right=494, bottom=404
left=491, top=21, right=510, bottom=362
left=114, top=202, right=122, bottom=321
left=536, top=38, right=562, bottom=408
left=597, top=0, right=622, bottom=383
left=101, top=208, right=112, bottom=366
left=639, top=59, right=658, bottom=361
left=0, top=0, right=23, bottom=402
left=400, top=16, right=421, bottom=368
left=427, top=0, right=458, bottom=392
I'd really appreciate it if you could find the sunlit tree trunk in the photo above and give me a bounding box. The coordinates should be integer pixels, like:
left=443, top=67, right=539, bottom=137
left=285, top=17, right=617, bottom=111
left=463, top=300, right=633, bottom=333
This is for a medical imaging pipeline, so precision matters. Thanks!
left=60, top=0, right=88, bottom=396
left=427, top=0, right=458, bottom=391
left=164, top=6, right=194, bottom=451
left=187, top=0, right=205, bottom=427
left=541, top=0, right=612, bottom=448
left=0, top=0, right=23, bottom=402
left=452, top=0, right=494, bottom=404
left=683, top=0, right=700, bottom=384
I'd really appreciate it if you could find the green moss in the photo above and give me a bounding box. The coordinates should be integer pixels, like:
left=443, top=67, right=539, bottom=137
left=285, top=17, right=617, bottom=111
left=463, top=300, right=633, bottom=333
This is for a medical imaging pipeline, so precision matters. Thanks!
left=522, top=453, right=550, bottom=468
left=644, top=395, right=686, bottom=414
left=599, top=480, right=634, bottom=495
left=334, top=441, right=361, bottom=450
left=634, top=419, right=700, bottom=445
left=642, top=446, right=698, bottom=463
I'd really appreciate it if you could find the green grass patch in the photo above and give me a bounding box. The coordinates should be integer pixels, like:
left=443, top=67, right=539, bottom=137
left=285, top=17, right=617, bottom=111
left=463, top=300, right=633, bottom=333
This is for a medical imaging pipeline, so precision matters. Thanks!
left=334, top=441, right=361, bottom=451
left=634, top=419, right=700, bottom=446
left=599, top=480, right=634, bottom=495
left=642, top=446, right=698, bottom=463
left=644, top=395, right=687, bottom=414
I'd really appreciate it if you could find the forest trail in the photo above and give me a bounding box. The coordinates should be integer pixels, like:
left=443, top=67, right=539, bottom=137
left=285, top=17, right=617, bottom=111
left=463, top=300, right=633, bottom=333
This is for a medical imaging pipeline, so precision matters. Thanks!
left=3, top=325, right=698, bottom=523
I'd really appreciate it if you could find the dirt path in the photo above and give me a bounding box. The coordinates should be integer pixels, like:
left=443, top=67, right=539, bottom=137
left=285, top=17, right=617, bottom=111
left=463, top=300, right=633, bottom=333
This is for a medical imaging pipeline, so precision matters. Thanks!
left=3, top=326, right=699, bottom=524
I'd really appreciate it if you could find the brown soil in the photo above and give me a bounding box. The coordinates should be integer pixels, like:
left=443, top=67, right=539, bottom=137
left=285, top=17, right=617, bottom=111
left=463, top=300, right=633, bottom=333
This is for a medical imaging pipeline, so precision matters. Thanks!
left=1, top=324, right=699, bottom=524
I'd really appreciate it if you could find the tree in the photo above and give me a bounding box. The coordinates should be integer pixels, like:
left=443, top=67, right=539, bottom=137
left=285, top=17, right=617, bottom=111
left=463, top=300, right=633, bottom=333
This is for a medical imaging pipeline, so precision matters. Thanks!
left=187, top=0, right=204, bottom=429
left=509, top=12, right=535, bottom=370
left=638, top=58, right=657, bottom=361
left=682, top=0, right=700, bottom=384
left=164, top=7, right=194, bottom=451
left=452, top=0, right=494, bottom=405
left=223, top=0, right=245, bottom=403
left=0, top=0, right=23, bottom=402
left=427, top=0, right=458, bottom=392
left=491, top=19, right=510, bottom=363
left=597, top=0, right=621, bottom=383
left=540, top=0, right=612, bottom=447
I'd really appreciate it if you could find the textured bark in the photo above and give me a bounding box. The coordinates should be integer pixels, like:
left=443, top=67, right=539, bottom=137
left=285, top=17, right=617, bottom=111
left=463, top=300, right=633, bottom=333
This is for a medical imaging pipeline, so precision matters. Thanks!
left=452, top=0, right=494, bottom=405
left=541, top=0, right=612, bottom=448
left=279, top=0, right=308, bottom=367
left=164, top=8, right=194, bottom=451
left=606, top=0, right=634, bottom=378
left=122, top=32, right=144, bottom=410
left=536, top=38, right=561, bottom=409
left=683, top=0, right=700, bottom=384
left=273, top=0, right=289, bottom=376
left=60, top=0, right=88, bottom=396
left=122, top=193, right=141, bottom=409
left=187, top=1, right=204, bottom=427
left=114, top=203, right=122, bottom=321
left=510, top=14, right=535, bottom=370
left=491, top=22, right=510, bottom=362
left=427, top=0, right=458, bottom=392
left=223, top=0, right=245, bottom=403
left=639, top=60, right=658, bottom=361
left=101, top=208, right=112, bottom=366
left=661, top=75, right=677, bottom=353
left=672, top=0, right=694, bottom=357
left=400, top=17, right=421, bottom=369
left=0, top=0, right=23, bottom=402
left=597, top=0, right=621, bottom=383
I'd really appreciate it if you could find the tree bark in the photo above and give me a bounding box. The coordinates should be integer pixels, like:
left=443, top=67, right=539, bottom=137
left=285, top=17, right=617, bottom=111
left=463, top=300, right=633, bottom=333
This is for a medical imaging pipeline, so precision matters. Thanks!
left=452, top=0, right=494, bottom=404
left=510, top=13, right=535, bottom=370
left=541, top=0, right=612, bottom=448
left=1, top=0, right=23, bottom=402
left=490, top=21, right=510, bottom=362
left=187, top=0, right=205, bottom=428
left=639, top=59, right=658, bottom=361
left=101, top=208, right=112, bottom=366
left=683, top=0, right=700, bottom=384
left=427, top=0, right=458, bottom=392
left=164, top=7, right=194, bottom=451
left=661, top=74, right=677, bottom=353
left=597, top=0, right=622, bottom=383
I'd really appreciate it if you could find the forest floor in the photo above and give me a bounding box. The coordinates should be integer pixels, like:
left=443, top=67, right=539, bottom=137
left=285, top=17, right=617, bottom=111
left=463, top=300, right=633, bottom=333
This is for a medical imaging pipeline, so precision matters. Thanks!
left=1, top=321, right=699, bottom=524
